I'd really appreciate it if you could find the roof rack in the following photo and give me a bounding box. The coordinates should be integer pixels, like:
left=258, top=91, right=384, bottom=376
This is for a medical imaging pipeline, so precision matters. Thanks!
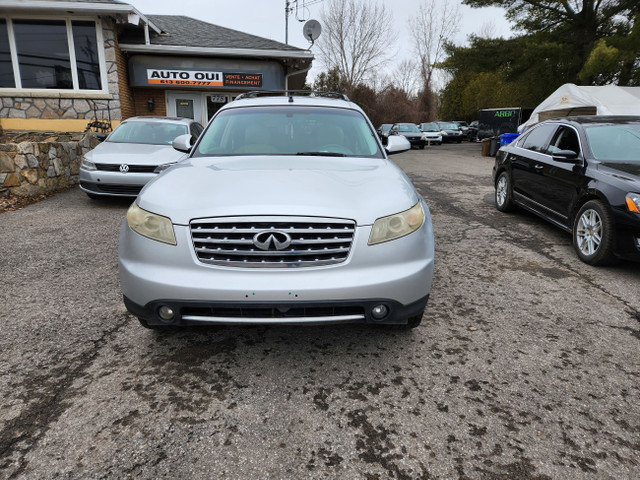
left=234, top=90, right=350, bottom=101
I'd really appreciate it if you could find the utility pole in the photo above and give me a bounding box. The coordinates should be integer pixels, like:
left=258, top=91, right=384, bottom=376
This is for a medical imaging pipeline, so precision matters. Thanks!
left=285, top=0, right=293, bottom=44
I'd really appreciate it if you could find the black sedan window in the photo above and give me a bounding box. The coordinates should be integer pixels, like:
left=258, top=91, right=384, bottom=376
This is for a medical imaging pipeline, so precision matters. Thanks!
left=585, top=124, right=640, bottom=163
left=548, top=126, right=580, bottom=154
left=521, top=124, right=556, bottom=153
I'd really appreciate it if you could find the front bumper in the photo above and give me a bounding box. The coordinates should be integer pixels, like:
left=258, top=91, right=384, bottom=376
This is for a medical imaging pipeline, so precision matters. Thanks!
left=79, top=168, right=156, bottom=197
left=118, top=205, right=435, bottom=326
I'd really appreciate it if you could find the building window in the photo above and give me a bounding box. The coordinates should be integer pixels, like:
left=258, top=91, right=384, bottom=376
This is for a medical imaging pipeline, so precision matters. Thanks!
left=0, top=20, right=13, bottom=88
left=0, top=17, right=105, bottom=91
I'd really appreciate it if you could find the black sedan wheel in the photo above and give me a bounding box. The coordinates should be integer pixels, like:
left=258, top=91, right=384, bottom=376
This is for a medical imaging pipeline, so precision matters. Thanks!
left=495, top=172, right=514, bottom=212
left=573, top=200, right=617, bottom=266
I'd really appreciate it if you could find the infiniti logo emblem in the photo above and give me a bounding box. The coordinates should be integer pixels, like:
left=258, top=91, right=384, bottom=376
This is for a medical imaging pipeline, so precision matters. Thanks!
left=119, top=164, right=129, bottom=173
left=253, top=230, right=292, bottom=251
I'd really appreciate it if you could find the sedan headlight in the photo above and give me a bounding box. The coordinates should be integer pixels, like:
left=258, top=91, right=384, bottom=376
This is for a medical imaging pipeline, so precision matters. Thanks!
left=126, top=203, right=176, bottom=245
left=369, top=202, right=424, bottom=245
left=81, top=156, right=96, bottom=171
left=626, top=193, right=640, bottom=214
left=421, top=134, right=427, bottom=140
left=440, top=130, right=447, bottom=135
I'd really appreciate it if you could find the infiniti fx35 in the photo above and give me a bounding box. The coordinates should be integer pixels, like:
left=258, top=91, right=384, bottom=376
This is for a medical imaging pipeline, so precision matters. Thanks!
left=119, top=92, right=435, bottom=329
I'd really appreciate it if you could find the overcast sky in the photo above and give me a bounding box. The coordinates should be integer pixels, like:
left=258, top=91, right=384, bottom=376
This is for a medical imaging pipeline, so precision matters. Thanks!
left=125, top=0, right=514, bottom=83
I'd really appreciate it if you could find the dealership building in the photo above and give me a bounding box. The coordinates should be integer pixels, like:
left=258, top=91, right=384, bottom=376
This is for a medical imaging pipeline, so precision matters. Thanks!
left=0, top=0, right=314, bottom=132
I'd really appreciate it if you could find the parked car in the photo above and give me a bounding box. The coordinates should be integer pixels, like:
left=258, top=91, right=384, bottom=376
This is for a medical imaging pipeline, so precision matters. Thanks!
left=468, top=120, right=479, bottom=142
left=493, top=116, right=640, bottom=265
left=377, top=123, right=393, bottom=139
left=453, top=121, right=470, bottom=136
left=435, top=121, right=464, bottom=143
left=80, top=117, right=204, bottom=198
left=119, top=91, right=435, bottom=329
left=418, top=122, right=442, bottom=145
left=390, top=123, right=427, bottom=149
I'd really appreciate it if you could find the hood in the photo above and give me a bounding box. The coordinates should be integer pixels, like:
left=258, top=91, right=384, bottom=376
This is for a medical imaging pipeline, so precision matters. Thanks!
left=137, top=156, right=419, bottom=226
left=598, top=162, right=640, bottom=188
left=84, top=142, right=185, bottom=166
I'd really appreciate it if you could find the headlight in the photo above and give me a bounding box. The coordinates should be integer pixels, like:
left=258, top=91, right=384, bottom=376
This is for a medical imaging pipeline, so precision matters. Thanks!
left=440, top=130, right=447, bottom=135
left=626, top=193, right=640, bottom=214
left=421, top=134, right=427, bottom=140
left=153, top=162, right=176, bottom=173
left=81, top=156, right=96, bottom=171
left=126, top=203, right=176, bottom=245
left=368, top=202, right=424, bottom=245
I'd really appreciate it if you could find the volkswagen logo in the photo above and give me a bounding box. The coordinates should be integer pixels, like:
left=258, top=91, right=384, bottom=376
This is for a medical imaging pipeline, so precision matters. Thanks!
left=253, top=230, right=292, bottom=251
left=119, top=164, right=129, bottom=173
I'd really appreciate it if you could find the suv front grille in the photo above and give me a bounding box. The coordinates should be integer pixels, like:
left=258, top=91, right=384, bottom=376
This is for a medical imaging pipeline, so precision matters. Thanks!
left=190, top=216, right=356, bottom=268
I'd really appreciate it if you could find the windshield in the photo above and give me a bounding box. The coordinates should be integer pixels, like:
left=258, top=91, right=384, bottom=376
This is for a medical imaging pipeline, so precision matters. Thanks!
left=396, top=124, right=420, bottom=133
left=438, top=122, right=459, bottom=130
left=585, top=123, right=640, bottom=163
left=420, top=123, right=437, bottom=132
left=194, top=106, right=383, bottom=158
left=107, top=121, right=187, bottom=145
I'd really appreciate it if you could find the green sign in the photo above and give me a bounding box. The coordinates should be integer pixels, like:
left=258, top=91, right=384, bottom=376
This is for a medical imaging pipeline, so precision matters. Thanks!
left=494, top=111, right=514, bottom=118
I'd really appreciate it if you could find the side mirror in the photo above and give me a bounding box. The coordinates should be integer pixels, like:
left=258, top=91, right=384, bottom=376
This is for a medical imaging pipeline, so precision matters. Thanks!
left=96, top=133, right=107, bottom=142
left=552, top=149, right=580, bottom=163
left=385, top=135, right=411, bottom=155
left=172, top=134, right=192, bottom=153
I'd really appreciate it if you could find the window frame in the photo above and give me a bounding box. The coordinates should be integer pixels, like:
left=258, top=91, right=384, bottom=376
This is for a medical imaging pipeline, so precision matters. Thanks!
left=0, top=15, right=108, bottom=94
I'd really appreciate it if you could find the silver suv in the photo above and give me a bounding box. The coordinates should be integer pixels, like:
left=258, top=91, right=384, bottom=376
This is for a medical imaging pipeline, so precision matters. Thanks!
left=118, top=92, right=435, bottom=329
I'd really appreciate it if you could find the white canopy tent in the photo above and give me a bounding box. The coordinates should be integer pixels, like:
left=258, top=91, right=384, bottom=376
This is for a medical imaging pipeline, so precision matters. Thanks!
left=519, top=83, right=640, bottom=131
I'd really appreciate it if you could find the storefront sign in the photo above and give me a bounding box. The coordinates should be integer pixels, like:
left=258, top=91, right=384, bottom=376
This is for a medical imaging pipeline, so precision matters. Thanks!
left=147, top=69, right=223, bottom=87
left=146, top=69, right=263, bottom=88
left=223, top=73, right=263, bottom=87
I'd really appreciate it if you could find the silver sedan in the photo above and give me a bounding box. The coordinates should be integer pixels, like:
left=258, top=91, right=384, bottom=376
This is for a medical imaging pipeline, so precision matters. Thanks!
left=80, top=116, right=203, bottom=198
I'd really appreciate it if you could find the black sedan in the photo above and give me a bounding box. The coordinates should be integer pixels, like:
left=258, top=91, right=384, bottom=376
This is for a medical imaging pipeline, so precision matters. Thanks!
left=493, top=116, right=640, bottom=265
left=435, top=121, right=464, bottom=143
left=390, top=123, right=427, bottom=149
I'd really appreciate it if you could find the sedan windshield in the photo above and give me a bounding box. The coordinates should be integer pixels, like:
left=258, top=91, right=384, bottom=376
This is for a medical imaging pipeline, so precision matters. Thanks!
left=396, top=124, right=421, bottom=133
left=585, top=123, right=640, bottom=163
left=438, top=123, right=459, bottom=130
left=194, top=106, right=383, bottom=158
left=420, top=123, right=438, bottom=132
left=107, top=121, right=188, bottom=145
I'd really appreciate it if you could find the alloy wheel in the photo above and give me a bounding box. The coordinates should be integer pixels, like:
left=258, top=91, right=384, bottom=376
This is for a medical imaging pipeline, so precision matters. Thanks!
left=576, top=208, right=602, bottom=256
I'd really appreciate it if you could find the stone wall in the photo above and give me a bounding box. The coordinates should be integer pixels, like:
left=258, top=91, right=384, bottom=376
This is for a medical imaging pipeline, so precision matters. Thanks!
left=0, top=134, right=101, bottom=197
left=0, top=17, right=122, bottom=124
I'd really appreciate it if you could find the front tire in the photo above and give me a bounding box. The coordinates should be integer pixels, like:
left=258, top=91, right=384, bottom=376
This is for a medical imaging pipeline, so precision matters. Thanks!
left=495, top=171, right=515, bottom=212
left=573, top=200, right=617, bottom=266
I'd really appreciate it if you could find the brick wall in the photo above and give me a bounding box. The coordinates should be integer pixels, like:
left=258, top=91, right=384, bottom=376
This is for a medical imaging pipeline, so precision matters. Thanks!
left=114, top=28, right=135, bottom=120
left=132, top=88, right=167, bottom=117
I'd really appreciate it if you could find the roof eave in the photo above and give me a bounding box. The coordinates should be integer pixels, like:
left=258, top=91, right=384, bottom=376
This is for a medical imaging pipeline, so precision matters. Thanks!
left=119, top=43, right=314, bottom=61
left=0, top=1, right=161, bottom=34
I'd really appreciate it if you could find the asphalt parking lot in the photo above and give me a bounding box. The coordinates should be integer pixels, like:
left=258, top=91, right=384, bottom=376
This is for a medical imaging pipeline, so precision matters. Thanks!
left=1, top=142, right=638, bottom=479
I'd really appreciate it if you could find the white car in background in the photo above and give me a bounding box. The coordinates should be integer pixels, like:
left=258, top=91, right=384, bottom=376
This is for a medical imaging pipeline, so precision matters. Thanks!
left=80, top=116, right=203, bottom=198
left=418, top=122, right=443, bottom=145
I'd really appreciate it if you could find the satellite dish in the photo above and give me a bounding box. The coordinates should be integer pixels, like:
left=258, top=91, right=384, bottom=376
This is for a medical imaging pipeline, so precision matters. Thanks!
left=303, top=19, right=322, bottom=42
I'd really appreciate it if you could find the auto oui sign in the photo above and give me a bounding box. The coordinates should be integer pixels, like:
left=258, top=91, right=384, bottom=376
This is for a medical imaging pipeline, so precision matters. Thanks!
left=146, top=69, right=263, bottom=88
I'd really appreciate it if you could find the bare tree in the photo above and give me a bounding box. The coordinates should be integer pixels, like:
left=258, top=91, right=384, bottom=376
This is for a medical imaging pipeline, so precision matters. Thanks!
left=317, top=0, right=397, bottom=89
left=410, top=0, right=461, bottom=94
left=392, top=59, right=420, bottom=96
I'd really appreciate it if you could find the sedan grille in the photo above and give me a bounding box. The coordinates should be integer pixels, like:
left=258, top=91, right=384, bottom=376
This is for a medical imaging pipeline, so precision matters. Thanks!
left=190, top=217, right=356, bottom=268
left=95, top=163, right=158, bottom=173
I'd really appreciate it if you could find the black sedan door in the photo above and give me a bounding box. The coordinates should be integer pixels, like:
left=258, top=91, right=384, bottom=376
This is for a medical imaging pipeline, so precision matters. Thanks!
left=531, top=125, right=585, bottom=227
left=510, top=123, right=557, bottom=207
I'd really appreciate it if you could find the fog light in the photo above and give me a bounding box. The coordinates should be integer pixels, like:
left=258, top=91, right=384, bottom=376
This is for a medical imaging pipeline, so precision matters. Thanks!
left=158, top=305, right=175, bottom=322
left=371, top=304, right=389, bottom=320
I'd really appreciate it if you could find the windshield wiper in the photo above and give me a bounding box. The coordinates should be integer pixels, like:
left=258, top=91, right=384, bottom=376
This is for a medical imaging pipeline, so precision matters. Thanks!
left=296, top=151, right=346, bottom=157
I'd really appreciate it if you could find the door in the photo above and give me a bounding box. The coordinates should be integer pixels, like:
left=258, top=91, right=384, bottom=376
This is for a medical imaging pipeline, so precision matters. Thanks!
left=166, top=92, right=204, bottom=125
